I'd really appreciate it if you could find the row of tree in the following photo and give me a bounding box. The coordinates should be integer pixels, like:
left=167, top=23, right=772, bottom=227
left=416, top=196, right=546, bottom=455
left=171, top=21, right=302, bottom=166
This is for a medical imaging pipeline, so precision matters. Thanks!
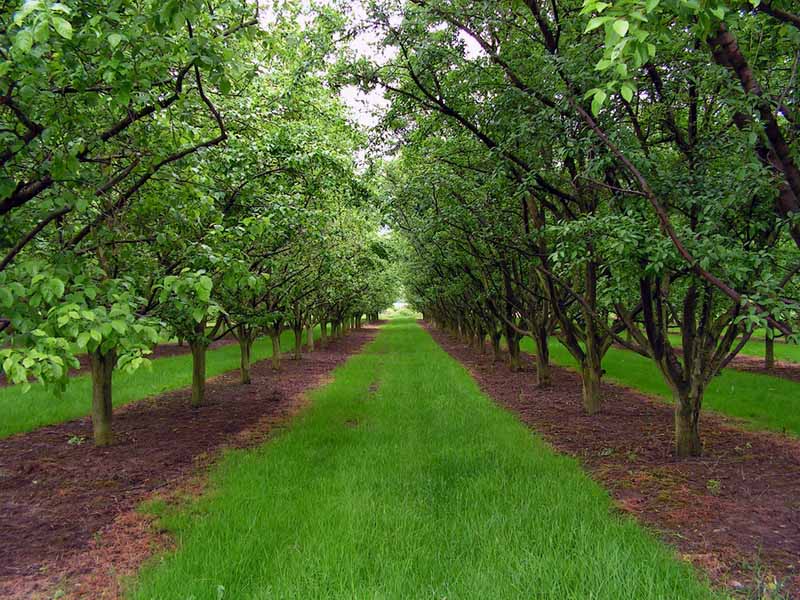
left=356, top=0, right=800, bottom=457
left=0, top=1, right=398, bottom=446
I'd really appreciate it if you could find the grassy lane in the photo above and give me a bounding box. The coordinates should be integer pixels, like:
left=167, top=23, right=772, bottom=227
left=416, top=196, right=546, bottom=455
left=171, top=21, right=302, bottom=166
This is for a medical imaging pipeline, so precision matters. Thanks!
left=667, top=333, right=800, bottom=364
left=520, top=338, right=800, bottom=437
left=131, top=319, right=714, bottom=600
left=0, top=328, right=315, bottom=439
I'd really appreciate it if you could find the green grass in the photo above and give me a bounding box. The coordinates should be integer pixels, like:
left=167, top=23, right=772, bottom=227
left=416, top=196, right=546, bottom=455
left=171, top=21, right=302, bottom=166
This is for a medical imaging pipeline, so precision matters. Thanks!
left=520, top=338, right=800, bottom=437
left=130, top=319, right=714, bottom=600
left=0, top=328, right=314, bottom=439
left=666, top=333, right=800, bottom=364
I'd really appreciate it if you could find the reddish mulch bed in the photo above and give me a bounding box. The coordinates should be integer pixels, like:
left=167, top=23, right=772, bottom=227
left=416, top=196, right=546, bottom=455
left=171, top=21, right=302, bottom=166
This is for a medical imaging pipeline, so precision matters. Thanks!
left=726, top=354, right=800, bottom=384
left=428, top=325, right=800, bottom=598
left=0, top=338, right=237, bottom=387
left=0, top=326, right=378, bottom=600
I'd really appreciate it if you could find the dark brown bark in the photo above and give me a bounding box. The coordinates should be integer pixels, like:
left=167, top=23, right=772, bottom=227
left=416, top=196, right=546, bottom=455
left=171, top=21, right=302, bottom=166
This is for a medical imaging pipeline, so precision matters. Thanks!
left=89, top=349, right=116, bottom=446
left=239, top=336, right=252, bottom=384
left=765, top=328, right=775, bottom=370
left=674, top=388, right=703, bottom=457
left=189, top=339, right=207, bottom=407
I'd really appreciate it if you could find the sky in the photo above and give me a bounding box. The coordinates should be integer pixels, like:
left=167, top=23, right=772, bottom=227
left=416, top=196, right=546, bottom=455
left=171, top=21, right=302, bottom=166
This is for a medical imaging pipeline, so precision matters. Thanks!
left=258, top=0, right=391, bottom=128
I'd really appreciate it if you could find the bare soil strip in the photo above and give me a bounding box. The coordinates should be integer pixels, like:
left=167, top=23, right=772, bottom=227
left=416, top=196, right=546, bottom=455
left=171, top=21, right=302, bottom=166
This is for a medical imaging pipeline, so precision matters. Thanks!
left=427, top=325, right=800, bottom=597
left=0, top=326, right=379, bottom=600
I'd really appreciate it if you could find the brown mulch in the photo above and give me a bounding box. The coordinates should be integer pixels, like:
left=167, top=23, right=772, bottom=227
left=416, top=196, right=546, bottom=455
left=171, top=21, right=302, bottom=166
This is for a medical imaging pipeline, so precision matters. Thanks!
left=726, top=354, right=800, bottom=384
left=0, top=325, right=379, bottom=600
left=0, top=338, right=237, bottom=387
left=428, top=325, right=800, bottom=598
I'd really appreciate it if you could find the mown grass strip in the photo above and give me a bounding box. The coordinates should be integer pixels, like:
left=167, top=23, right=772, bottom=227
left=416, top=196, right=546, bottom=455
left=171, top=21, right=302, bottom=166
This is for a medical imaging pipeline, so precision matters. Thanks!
left=520, top=338, right=800, bottom=437
left=667, top=333, right=800, bottom=364
left=0, top=328, right=315, bottom=439
left=130, top=319, right=714, bottom=600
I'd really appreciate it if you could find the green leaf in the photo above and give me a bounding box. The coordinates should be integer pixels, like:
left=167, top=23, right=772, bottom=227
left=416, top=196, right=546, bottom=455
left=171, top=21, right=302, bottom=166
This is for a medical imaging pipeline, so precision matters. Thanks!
left=192, top=307, right=206, bottom=323
left=108, top=33, right=123, bottom=48
left=52, top=16, right=73, bottom=39
left=14, top=30, right=34, bottom=53
left=76, top=331, right=91, bottom=349
left=710, top=6, right=725, bottom=19
left=591, top=90, right=607, bottom=115
left=612, top=19, right=629, bottom=37
left=585, top=16, right=610, bottom=32
left=0, top=287, right=12, bottom=307
left=620, top=83, right=634, bottom=102
left=51, top=278, right=65, bottom=299
left=111, top=320, right=127, bottom=334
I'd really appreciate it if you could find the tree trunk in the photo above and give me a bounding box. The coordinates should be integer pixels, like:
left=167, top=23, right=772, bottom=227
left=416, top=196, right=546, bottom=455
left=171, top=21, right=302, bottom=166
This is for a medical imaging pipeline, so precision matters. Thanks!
left=239, top=336, right=252, bottom=384
left=507, top=333, right=522, bottom=372
left=306, top=324, right=314, bottom=352
left=674, top=388, right=703, bottom=457
left=491, top=332, right=502, bottom=362
left=321, top=322, right=328, bottom=345
left=89, top=349, right=116, bottom=446
left=580, top=357, right=602, bottom=415
left=533, top=326, right=551, bottom=388
left=190, top=340, right=207, bottom=407
left=271, top=333, right=281, bottom=370
left=293, top=328, right=302, bottom=359
left=765, top=327, right=775, bottom=370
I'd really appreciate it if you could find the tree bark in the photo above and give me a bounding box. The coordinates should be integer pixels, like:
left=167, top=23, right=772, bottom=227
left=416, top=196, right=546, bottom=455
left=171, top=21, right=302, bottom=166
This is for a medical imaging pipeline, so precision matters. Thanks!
left=89, top=349, right=116, bottom=446
left=533, top=325, right=551, bottom=388
left=320, top=321, right=328, bottom=345
left=507, top=333, right=522, bottom=372
left=190, top=339, right=207, bottom=407
left=580, top=359, right=602, bottom=415
left=239, top=336, right=252, bottom=384
left=765, top=327, right=775, bottom=370
left=292, top=328, right=303, bottom=359
left=490, top=332, right=502, bottom=362
left=674, top=388, right=703, bottom=457
left=306, top=324, right=314, bottom=353
left=271, top=333, right=281, bottom=370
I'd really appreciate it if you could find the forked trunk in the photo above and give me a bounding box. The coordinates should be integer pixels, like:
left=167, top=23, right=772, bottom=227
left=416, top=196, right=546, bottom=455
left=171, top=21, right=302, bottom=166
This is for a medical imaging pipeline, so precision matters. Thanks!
left=89, top=349, right=116, bottom=446
left=190, top=340, right=207, bottom=407
left=674, top=388, right=703, bottom=457
left=271, top=333, right=281, bottom=371
left=306, top=325, right=314, bottom=352
left=293, top=328, right=302, bottom=360
left=239, top=336, right=252, bottom=384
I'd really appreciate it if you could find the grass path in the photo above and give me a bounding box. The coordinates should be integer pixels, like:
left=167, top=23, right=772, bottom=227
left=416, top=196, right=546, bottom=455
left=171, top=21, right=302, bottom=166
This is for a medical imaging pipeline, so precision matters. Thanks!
left=667, top=333, right=800, bottom=364
left=520, top=338, right=800, bottom=437
left=0, top=328, right=313, bottom=439
left=130, top=319, right=714, bottom=599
